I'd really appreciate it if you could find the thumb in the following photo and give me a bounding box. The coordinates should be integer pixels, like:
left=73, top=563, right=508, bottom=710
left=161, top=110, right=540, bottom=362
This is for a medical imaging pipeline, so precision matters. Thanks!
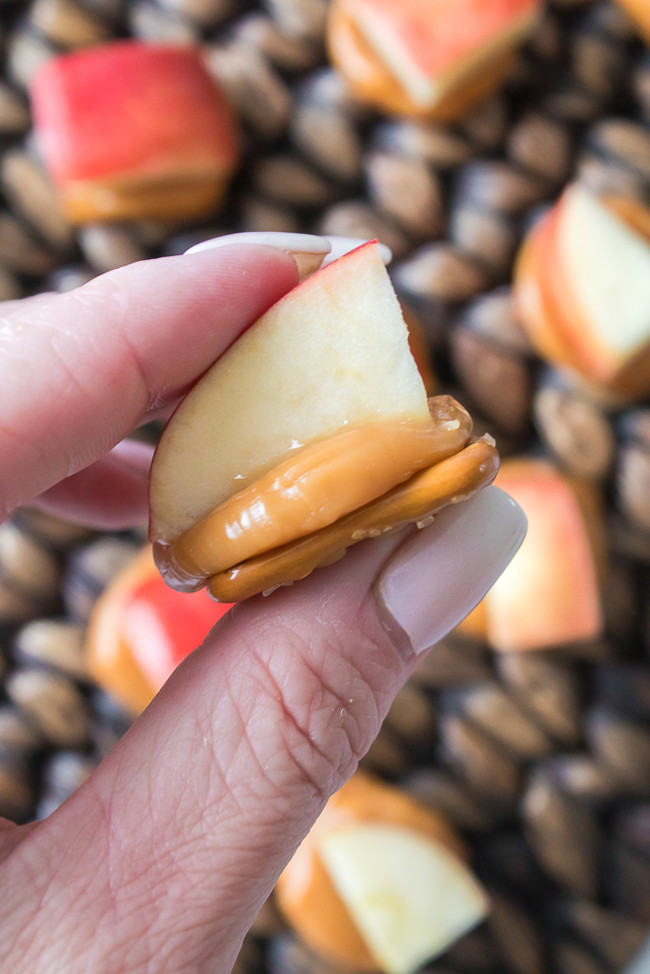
left=2, top=488, right=525, bottom=974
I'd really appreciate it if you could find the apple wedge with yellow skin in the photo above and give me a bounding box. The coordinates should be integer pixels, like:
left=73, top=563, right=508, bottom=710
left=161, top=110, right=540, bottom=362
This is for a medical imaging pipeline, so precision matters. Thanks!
left=276, top=772, right=486, bottom=973
left=328, top=0, right=541, bottom=121
left=150, top=242, right=433, bottom=548
left=149, top=242, right=499, bottom=601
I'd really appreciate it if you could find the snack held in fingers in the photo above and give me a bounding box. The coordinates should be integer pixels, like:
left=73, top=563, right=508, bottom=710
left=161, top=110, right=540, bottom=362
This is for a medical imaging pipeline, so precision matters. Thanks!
left=86, top=546, right=233, bottom=715
left=30, top=41, right=239, bottom=224
left=276, top=771, right=489, bottom=973
left=148, top=241, right=499, bottom=602
left=514, top=182, right=650, bottom=401
left=327, top=0, right=541, bottom=121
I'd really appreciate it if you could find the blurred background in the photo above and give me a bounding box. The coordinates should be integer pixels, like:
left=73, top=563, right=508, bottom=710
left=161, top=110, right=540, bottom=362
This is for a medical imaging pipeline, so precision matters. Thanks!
left=0, top=1, right=649, bottom=972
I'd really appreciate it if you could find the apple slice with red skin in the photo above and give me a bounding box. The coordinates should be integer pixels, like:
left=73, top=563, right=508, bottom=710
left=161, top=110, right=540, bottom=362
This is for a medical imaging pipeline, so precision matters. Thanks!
left=150, top=242, right=435, bottom=576
left=513, top=210, right=579, bottom=373
left=514, top=185, right=650, bottom=400
left=149, top=241, right=498, bottom=601
left=87, top=546, right=233, bottom=715
left=519, top=205, right=617, bottom=381
left=328, top=0, right=541, bottom=120
left=543, top=186, right=650, bottom=397
left=30, top=41, right=239, bottom=223
left=455, top=456, right=605, bottom=650
left=482, top=458, right=604, bottom=653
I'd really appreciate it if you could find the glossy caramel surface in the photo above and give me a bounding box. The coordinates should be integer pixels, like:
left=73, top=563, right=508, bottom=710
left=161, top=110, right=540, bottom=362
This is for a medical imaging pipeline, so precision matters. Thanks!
left=162, top=397, right=472, bottom=588
left=209, top=437, right=499, bottom=602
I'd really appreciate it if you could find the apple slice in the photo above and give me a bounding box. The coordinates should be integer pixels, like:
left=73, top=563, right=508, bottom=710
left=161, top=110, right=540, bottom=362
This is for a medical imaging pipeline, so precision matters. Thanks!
left=150, top=242, right=431, bottom=547
left=513, top=211, right=580, bottom=373
left=485, top=458, right=603, bottom=653
left=150, top=240, right=499, bottom=600
left=86, top=546, right=233, bottom=715
left=321, top=823, right=489, bottom=974
left=515, top=185, right=650, bottom=400
left=548, top=184, right=650, bottom=396
left=328, top=0, right=541, bottom=120
left=30, top=41, right=239, bottom=223
left=275, top=772, right=485, bottom=972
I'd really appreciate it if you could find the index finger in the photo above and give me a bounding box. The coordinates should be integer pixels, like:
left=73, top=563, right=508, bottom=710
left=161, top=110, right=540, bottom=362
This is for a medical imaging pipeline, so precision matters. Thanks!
left=0, top=244, right=298, bottom=521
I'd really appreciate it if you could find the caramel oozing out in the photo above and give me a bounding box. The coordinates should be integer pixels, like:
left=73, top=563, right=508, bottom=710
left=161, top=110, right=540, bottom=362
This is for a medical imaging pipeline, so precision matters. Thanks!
left=208, top=437, right=499, bottom=603
left=162, top=396, right=473, bottom=588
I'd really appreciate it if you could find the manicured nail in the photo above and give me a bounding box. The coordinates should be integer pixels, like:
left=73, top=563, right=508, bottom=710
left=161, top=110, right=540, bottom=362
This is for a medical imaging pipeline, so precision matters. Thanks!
left=183, top=231, right=332, bottom=279
left=321, top=236, right=392, bottom=266
left=184, top=232, right=392, bottom=278
left=375, top=487, right=527, bottom=656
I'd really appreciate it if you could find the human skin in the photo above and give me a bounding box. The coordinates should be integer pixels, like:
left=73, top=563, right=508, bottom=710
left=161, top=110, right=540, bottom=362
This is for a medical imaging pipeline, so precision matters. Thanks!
left=0, top=237, right=525, bottom=974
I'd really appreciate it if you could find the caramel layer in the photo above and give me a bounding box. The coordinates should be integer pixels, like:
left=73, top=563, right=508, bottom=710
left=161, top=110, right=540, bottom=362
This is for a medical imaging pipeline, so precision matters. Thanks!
left=208, top=437, right=499, bottom=602
left=160, top=396, right=472, bottom=588
left=62, top=168, right=232, bottom=224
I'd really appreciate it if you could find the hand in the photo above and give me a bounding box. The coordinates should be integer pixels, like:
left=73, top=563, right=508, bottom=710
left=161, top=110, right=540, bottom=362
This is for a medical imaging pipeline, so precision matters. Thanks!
left=0, top=236, right=526, bottom=974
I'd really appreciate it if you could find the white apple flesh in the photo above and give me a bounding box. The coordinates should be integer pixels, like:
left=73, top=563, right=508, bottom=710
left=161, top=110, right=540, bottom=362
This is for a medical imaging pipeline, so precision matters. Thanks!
left=555, top=185, right=650, bottom=374
left=486, top=459, right=602, bottom=652
left=344, top=0, right=539, bottom=110
left=320, top=822, right=489, bottom=974
left=149, top=242, right=430, bottom=546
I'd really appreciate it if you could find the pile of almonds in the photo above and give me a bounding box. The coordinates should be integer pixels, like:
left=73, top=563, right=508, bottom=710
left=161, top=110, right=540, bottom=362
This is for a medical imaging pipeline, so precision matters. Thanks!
left=0, top=1, right=649, bottom=972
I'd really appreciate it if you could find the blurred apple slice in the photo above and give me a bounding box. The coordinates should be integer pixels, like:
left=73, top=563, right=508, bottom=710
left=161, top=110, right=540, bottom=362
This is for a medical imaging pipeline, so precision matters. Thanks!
left=513, top=211, right=579, bottom=373
left=31, top=41, right=239, bottom=223
left=347, top=0, right=538, bottom=107
left=87, top=546, right=233, bottom=715
left=514, top=184, right=650, bottom=400
left=485, top=458, right=603, bottom=653
left=329, top=0, right=540, bottom=119
left=275, top=772, right=482, bottom=971
left=550, top=184, right=650, bottom=394
left=320, top=822, right=489, bottom=974
left=149, top=242, right=431, bottom=547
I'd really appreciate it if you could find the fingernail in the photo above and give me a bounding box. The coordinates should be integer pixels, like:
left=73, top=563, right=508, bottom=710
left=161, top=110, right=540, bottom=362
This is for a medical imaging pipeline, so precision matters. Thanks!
left=183, top=231, right=332, bottom=280
left=183, top=232, right=393, bottom=279
left=375, top=487, right=527, bottom=656
left=321, top=236, right=392, bottom=267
